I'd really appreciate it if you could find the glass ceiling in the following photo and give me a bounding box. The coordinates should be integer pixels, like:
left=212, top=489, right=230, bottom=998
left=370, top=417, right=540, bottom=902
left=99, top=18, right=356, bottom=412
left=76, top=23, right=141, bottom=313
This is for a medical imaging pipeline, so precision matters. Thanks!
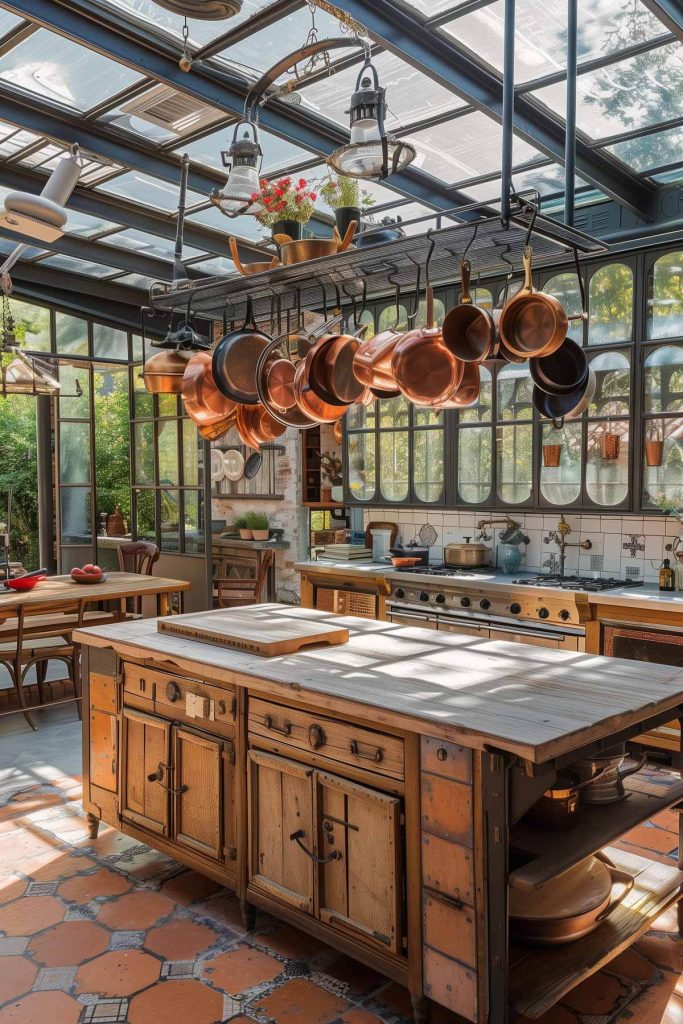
left=0, top=0, right=678, bottom=297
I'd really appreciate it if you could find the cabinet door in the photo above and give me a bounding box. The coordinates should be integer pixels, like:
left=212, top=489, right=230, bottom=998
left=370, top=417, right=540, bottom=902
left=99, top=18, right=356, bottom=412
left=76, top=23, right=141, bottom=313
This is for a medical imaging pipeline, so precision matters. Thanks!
left=173, top=726, right=225, bottom=862
left=316, top=771, right=403, bottom=954
left=121, top=708, right=171, bottom=836
left=90, top=710, right=117, bottom=792
left=248, top=750, right=314, bottom=914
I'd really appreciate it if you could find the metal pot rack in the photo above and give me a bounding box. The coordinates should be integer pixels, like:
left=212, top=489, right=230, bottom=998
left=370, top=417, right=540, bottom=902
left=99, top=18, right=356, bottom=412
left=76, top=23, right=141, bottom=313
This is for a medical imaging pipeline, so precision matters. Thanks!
left=150, top=198, right=607, bottom=326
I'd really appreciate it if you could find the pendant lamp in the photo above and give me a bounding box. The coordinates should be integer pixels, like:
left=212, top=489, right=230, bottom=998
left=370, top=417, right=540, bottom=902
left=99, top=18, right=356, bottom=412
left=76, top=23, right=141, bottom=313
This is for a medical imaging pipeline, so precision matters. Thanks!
left=154, top=0, right=242, bottom=18
left=210, top=120, right=262, bottom=218
left=327, top=56, right=416, bottom=180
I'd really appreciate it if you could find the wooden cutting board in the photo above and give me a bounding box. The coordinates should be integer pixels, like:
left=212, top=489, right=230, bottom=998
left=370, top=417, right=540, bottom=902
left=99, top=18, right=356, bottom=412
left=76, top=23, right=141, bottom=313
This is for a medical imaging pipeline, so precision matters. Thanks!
left=157, top=608, right=349, bottom=657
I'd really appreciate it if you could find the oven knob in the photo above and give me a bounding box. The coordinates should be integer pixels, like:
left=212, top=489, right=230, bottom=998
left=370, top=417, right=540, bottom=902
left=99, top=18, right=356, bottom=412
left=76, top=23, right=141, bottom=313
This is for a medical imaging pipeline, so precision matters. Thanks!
left=480, top=598, right=491, bottom=610
left=510, top=602, right=522, bottom=615
left=166, top=681, right=181, bottom=703
left=394, top=587, right=405, bottom=599
left=435, top=593, right=446, bottom=605
left=460, top=596, right=471, bottom=607
left=538, top=607, right=550, bottom=619
left=559, top=609, right=571, bottom=621
left=419, top=591, right=430, bottom=602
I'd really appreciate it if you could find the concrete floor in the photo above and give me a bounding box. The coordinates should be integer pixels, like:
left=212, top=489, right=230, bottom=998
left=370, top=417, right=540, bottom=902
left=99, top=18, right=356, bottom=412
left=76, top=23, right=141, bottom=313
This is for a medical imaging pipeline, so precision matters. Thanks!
left=0, top=706, right=681, bottom=1024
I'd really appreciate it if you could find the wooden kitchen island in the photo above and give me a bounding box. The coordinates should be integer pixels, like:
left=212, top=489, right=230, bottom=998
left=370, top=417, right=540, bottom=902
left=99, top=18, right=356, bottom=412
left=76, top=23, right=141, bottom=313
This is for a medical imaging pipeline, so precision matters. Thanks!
left=74, top=605, right=683, bottom=1024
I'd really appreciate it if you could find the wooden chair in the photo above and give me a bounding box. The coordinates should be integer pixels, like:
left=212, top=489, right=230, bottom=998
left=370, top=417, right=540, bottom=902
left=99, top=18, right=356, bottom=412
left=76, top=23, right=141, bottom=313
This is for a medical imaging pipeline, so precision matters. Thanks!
left=117, top=541, right=160, bottom=617
left=215, top=549, right=275, bottom=609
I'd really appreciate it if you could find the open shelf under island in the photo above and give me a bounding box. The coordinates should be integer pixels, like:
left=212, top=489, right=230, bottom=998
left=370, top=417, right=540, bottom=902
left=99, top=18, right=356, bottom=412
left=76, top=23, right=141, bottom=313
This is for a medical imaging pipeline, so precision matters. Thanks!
left=74, top=604, right=683, bottom=1024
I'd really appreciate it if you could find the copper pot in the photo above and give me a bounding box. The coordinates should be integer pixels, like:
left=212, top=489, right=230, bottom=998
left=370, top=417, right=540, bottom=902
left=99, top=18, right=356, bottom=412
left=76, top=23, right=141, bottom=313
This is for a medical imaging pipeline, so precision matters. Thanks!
left=311, top=331, right=367, bottom=405
left=182, top=351, right=237, bottom=428
left=278, top=222, right=356, bottom=266
left=197, top=413, right=236, bottom=441
left=255, top=337, right=318, bottom=430
left=434, top=361, right=481, bottom=409
left=543, top=443, right=562, bottom=468
left=143, top=348, right=192, bottom=394
left=229, top=237, right=279, bottom=276
left=235, top=404, right=263, bottom=449
left=353, top=327, right=403, bottom=392
left=499, top=246, right=568, bottom=359
left=293, top=344, right=348, bottom=424
left=212, top=295, right=272, bottom=405
left=392, top=286, right=463, bottom=407
left=600, top=431, right=621, bottom=461
left=442, top=260, right=495, bottom=363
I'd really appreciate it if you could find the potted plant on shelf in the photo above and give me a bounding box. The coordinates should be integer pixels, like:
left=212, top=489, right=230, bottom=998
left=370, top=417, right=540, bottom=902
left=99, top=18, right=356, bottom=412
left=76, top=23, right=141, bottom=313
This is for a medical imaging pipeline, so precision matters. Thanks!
left=320, top=451, right=343, bottom=503
left=251, top=176, right=318, bottom=242
left=320, top=173, right=375, bottom=240
left=233, top=514, right=252, bottom=540
left=245, top=511, right=270, bottom=541
left=645, top=420, right=664, bottom=467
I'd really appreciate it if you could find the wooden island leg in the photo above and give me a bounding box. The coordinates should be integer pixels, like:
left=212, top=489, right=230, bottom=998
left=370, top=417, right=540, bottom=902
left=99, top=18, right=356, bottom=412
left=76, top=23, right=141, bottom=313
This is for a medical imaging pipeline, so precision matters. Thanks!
left=677, top=802, right=683, bottom=937
left=158, top=592, right=170, bottom=617
left=87, top=812, right=100, bottom=840
left=411, top=994, right=430, bottom=1024
left=240, top=898, right=256, bottom=932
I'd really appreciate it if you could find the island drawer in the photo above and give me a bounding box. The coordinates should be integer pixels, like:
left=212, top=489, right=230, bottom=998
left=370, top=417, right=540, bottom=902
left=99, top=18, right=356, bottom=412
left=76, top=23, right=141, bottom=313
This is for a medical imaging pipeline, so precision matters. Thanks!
left=248, top=698, right=404, bottom=781
left=122, top=663, right=236, bottom=732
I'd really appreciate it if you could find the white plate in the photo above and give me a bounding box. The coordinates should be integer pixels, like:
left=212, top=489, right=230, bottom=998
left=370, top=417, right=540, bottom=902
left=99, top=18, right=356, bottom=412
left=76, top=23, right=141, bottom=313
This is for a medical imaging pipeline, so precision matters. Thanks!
left=210, top=449, right=225, bottom=482
left=223, top=449, right=246, bottom=482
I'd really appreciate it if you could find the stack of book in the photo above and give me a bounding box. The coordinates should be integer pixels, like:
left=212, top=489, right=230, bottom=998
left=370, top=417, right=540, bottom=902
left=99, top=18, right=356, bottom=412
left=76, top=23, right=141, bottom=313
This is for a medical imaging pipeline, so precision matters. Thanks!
left=317, top=545, right=373, bottom=562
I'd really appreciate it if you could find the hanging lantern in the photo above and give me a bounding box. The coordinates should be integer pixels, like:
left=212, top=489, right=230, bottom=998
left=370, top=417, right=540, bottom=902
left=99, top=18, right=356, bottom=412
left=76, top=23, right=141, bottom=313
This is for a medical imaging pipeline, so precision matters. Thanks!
left=210, top=120, right=262, bottom=218
left=153, top=0, right=242, bottom=18
left=327, top=57, right=416, bottom=180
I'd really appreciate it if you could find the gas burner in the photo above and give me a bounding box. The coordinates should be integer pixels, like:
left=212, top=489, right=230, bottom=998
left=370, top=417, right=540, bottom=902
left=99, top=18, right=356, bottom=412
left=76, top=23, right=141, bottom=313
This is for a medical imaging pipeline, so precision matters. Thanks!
left=394, top=564, right=482, bottom=577
left=513, top=574, right=643, bottom=592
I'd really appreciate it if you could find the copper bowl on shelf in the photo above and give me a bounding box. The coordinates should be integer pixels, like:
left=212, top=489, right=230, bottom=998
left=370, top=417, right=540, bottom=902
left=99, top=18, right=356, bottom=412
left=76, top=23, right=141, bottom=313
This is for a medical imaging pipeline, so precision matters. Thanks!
left=276, top=222, right=356, bottom=266
left=229, top=237, right=279, bottom=276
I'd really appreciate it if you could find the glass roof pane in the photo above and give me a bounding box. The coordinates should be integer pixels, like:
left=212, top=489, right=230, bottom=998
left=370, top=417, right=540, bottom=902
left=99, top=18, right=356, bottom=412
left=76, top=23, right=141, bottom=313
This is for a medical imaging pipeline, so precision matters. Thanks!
left=216, top=6, right=357, bottom=76
left=299, top=50, right=466, bottom=130
left=651, top=167, right=683, bottom=184
left=298, top=163, right=404, bottom=210
left=186, top=255, right=237, bottom=276
left=174, top=124, right=312, bottom=175
left=0, top=10, right=23, bottom=36
left=406, top=111, right=542, bottom=183
left=0, top=238, right=45, bottom=260
left=100, top=228, right=203, bottom=262
left=93, top=0, right=274, bottom=48
left=17, top=142, right=64, bottom=168
left=0, top=29, right=143, bottom=110
left=531, top=42, right=683, bottom=140
left=107, top=271, right=159, bottom=289
left=64, top=210, right=120, bottom=239
left=398, top=0, right=472, bottom=16
left=0, top=128, right=40, bottom=158
left=605, top=125, right=683, bottom=173
left=40, top=254, right=119, bottom=277
left=95, top=171, right=205, bottom=211
left=458, top=163, right=589, bottom=203
left=441, top=0, right=667, bottom=84
left=185, top=202, right=268, bottom=242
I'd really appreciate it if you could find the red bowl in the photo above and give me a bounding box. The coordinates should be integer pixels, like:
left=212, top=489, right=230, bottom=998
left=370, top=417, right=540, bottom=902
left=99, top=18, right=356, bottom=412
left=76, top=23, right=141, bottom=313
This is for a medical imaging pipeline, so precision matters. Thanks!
left=5, top=574, right=46, bottom=591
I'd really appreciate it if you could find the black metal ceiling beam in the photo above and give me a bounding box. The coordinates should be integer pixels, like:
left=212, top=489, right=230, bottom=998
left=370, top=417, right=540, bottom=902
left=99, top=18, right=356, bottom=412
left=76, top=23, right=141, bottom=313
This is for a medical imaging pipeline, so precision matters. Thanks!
left=0, top=162, right=265, bottom=261
left=0, top=0, right=482, bottom=216
left=339, top=0, right=658, bottom=219
left=8, top=264, right=151, bottom=331
left=639, top=0, right=683, bottom=40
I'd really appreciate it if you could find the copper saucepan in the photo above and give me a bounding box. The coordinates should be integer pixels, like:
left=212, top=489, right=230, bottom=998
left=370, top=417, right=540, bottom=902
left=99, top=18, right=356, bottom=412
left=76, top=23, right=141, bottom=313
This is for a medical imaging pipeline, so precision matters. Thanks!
left=255, top=337, right=318, bottom=430
left=293, top=340, right=349, bottom=424
left=442, top=260, right=495, bottom=363
left=392, top=286, right=463, bottom=407
left=309, top=325, right=368, bottom=406
left=499, top=245, right=568, bottom=359
left=182, top=351, right=237, bottom=429
left=352, top=319, right=404, bottom=392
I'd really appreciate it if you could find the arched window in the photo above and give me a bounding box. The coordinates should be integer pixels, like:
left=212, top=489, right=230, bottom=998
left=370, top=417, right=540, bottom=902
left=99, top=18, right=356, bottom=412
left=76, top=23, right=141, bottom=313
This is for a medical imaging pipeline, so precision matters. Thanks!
left=648, top=251, right=683, bottom=340
left=588, top=263, right=633, bottom=344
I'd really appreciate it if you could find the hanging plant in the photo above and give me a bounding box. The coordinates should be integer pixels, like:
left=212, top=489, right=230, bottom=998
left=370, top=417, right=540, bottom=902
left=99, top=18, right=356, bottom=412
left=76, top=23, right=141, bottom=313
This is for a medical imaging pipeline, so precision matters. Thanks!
left=319, top=173, right=376, bottom=211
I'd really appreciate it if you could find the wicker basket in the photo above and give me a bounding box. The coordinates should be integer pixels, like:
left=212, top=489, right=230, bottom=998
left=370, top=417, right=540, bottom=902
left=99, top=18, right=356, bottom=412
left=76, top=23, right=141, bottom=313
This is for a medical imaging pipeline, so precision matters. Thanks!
left=600, top=432, right=621, bottom=461
left=543, top=444, right=562, bottom=468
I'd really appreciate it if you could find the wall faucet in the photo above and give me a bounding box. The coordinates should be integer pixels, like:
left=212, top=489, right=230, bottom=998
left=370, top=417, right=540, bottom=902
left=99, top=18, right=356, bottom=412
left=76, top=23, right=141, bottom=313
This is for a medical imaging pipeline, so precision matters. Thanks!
left=475, top=515, right=521, bottom=542
left=544, top=514, right=591, bottom=578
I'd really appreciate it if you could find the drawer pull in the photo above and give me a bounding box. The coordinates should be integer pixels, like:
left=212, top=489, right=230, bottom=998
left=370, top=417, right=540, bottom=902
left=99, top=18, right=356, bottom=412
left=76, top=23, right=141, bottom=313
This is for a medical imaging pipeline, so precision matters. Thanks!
left=308, top=724, right=326, bottom=750
left=264, top=714, right=292, bottom=737
left=147, top=762, right=188, bottom=795
left=166, top=681, right=181, bottom=703
left=350, top=739, right=384, bottom=763
left=290, top=829, right=342, bottom=864
left=437, top=747, right=448, bottom=762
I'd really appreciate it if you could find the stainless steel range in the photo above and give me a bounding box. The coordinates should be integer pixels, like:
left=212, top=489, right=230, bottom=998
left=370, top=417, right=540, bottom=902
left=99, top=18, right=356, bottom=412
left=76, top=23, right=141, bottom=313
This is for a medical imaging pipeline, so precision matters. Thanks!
left=386, top=567, right=641, bottom=651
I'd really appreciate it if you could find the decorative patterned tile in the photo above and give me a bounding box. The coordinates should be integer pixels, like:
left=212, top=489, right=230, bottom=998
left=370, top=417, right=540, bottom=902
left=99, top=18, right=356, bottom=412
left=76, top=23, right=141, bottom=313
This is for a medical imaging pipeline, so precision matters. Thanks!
left=24, top=880, right=59, bottom=896
left=160, top=959, right=197, bottom=979
left=33, top=965, right=78, bottom=991
left=0, top=936, right=29, bottom=955
left=109, top=930, right=145, bottom=950
left=80, top=997, right=129, bottom=1022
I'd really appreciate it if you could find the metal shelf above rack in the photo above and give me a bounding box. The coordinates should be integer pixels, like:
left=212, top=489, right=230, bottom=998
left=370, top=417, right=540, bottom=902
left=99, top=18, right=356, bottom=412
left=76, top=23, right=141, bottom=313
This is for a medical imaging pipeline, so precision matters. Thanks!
left=152, top=200, right=607, bottom=324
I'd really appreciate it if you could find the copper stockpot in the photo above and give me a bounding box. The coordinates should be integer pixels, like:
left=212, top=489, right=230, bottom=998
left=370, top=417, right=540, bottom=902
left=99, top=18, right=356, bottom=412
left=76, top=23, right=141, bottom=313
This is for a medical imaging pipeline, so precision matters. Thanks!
left=392, top=286, right=464, bottom=407
left=442, top=260, right=495, bottom=363
left=277, top=222, right=356, bottom=266
left=182, top=352, right=237, bottom=429
left=352, top=326, right=404, bottom=392
left=499, top=246, right=568, bottom=359
left=144, top=348, right=193, bottom=394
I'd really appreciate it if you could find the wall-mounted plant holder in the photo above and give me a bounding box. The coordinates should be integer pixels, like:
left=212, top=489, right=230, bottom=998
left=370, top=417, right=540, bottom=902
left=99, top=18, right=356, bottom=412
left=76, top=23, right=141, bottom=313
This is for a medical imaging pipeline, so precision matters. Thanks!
left=543, top=444, right=562, bottom=467
left=600, top=429, right=621, bottom=461
left=645, top=439, right=664, bottom=467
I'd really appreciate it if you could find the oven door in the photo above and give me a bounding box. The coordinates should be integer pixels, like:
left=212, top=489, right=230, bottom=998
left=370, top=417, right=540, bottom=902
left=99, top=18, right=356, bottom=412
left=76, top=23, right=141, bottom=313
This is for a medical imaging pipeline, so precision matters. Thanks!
left=489, top=625, right=583, bottom=651
left=437, top=617, right=490, bottom=640
left=387, top=608, right=438, bottom=630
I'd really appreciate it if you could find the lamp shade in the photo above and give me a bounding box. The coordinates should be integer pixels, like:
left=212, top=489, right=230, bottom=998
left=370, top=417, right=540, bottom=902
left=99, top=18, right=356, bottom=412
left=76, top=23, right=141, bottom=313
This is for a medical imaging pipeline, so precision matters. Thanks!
left=211, top=120, right=262, bottom=218
left=153, top=0, right=242, bottom=18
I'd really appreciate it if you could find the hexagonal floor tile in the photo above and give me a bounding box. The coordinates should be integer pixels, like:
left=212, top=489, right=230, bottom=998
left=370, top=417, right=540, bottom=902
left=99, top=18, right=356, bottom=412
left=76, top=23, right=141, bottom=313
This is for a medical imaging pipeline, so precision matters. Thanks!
left=97, top=892, right=175, bottom=931
left=0, top=956, right=38, bottom=1005
left=201, top=944, right=283, bottom=994
left=28, top=854, right=96, bottom=883
left=0, top=895, right=64, bottom=936
left=59, top=868, right=132, bottom=904
left=128, top=978, right=223, bottom=1024
left=161, top=871, right=222, bottom=907
left=0, top=991, right=82, bottom=1024
left=253, top=978, right=350, bottom=1024
left=144, top=919, right=219, bottom=961
left=75, top=949, right=161, bottom=997
left=28, top=920, right=110, bottom=967
left=0, top=877, right=27, bottom=906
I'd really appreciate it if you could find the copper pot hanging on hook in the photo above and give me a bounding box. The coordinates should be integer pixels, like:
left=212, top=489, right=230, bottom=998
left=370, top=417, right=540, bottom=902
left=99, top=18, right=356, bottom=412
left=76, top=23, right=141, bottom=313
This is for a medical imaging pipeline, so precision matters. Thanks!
left=499, top=245, right=569, bottom=359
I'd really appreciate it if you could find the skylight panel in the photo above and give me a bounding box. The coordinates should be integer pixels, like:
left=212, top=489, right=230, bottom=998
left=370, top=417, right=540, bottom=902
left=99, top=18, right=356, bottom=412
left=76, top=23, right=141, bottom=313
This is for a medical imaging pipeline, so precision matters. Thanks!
left=174, top=125, right=313, bottom=176
left=100, top=227, right=203, bottom=261
left=0, top=128, right=40, bottom=158
left=95, top=171, right=205, bottom=212
left=605, top=125, right=683, bottom=174
left=0, top=10, right=23, bottom=37
left=94, top=0, right=273, bottom=48
left=40, top=254, right=120, bottom=277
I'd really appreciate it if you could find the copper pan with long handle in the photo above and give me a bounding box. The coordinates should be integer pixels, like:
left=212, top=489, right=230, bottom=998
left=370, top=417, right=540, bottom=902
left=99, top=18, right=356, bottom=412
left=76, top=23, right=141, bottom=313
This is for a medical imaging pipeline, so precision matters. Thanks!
left=255, top=336, right=318, bottom=430
left=499, top=245, right=568, bottom=359
left=391, top=286, right=463, bottom=407
left=442, top=260, right=495, bottom=363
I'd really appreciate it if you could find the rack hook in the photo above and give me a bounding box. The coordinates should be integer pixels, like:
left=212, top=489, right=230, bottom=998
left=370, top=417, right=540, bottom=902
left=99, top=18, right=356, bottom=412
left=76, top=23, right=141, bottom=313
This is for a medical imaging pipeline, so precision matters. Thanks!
left=463, top=222, right=479, bottom=260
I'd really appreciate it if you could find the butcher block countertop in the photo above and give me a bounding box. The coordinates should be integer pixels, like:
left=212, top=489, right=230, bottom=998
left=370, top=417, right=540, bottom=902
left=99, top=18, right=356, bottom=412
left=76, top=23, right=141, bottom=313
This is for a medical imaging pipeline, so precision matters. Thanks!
left=74, top=604, right=683, bottom=764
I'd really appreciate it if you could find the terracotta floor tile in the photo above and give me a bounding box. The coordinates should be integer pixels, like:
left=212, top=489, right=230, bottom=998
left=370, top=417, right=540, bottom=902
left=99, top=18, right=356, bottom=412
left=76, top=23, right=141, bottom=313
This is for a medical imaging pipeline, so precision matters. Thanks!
left=28, top=920, right=110, bottom=967
left=201, top=944, right=283, bottom=993
left=0, top=895, right=64, bottom=936
left=325, top=954, right=386, bottom=998
left=254, top=977, right=350, bottom=1024
left=610, top=946, right=660, bottom=982
left=128, top=978, right=223, bottom=1024
left=161, top=871, right=223, bottom=906
left=0, top=831, right=58, bottom=870
left=28, top=853, right=95, bottom=882
left=59, top=867, right=132, bottom=903
left=75, top=949, right=161, bottom=997
left=561, top=972, right=631, bottom=1015
left=0, top=877, right=27, bottom=906
left=621, top=824, right=678, bottom=855
left=96, top=891, right=175, bottom=931
left=190, top=891, right=245, bottom=931
left=341, top=1012, right=388, bottom=1024
left=255, top=921, right=324, bottom=959
left=0, top=956, right=37, bottom=1005
left=0, top=991, right=82, bottom=1024
left=619, top=978, right=682, bottom=1024
left=636, top=931, right=683, bottom=973
left=145, top=919, right=219, bottom=960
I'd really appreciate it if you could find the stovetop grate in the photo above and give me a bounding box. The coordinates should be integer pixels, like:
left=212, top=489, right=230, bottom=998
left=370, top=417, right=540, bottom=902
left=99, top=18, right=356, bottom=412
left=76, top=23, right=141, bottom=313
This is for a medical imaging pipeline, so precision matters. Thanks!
left=394, top=564, right=483, bottom=577
left=512, top=574, right=644, bottom=592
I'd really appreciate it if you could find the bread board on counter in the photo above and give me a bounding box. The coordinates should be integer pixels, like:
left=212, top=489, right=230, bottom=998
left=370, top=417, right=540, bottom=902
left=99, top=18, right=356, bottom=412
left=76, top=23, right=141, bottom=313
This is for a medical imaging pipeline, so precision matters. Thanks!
left=157, top=607, right=349, bottom=657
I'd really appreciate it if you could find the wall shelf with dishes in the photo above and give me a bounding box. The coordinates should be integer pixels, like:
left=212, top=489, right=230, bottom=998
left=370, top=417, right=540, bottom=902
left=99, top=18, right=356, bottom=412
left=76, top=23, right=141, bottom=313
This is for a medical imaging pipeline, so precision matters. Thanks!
left=210, top=441, right=285, bottom=501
